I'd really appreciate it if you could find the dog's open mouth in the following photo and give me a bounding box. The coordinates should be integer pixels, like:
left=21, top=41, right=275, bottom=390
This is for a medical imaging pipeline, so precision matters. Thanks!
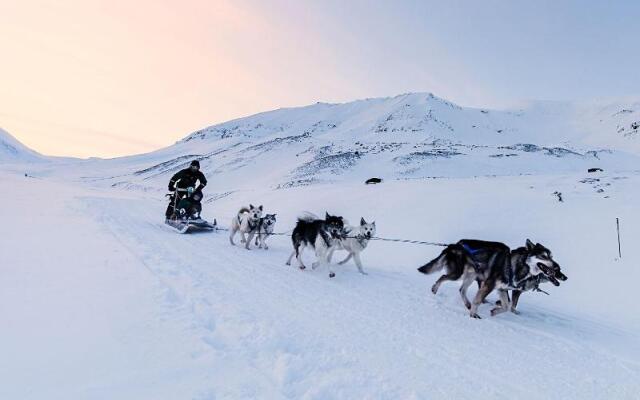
left=538, top=263, right=560, bottom=286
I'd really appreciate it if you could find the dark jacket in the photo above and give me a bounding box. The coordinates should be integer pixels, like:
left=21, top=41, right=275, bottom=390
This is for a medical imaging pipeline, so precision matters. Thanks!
left=176, top=195, right=202, bottom=217
left=168, top=167, right=207, bottom=191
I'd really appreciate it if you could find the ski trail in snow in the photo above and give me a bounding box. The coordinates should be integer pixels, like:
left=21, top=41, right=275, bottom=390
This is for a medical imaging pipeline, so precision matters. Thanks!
left=82, top=193, right=640, bottom=399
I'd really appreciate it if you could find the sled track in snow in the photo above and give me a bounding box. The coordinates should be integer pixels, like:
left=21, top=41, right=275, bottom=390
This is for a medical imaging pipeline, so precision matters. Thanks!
left=83, top=194, right=640, bottom=399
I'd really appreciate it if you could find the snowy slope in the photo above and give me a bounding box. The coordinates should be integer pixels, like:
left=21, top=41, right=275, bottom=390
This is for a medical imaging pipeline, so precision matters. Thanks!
left=36, top=93, right=640, bottom=195
left=2, top=169, right=639, bottom=399
left=1, top=93, right=640, bottom=399
left=0, top=127, right=47, bottom=164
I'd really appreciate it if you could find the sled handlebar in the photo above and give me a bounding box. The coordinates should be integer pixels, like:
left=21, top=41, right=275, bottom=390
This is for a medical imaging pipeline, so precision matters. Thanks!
left=170, top=179, right=193, bottom=193
left=172, top=187, right=194, bottom=193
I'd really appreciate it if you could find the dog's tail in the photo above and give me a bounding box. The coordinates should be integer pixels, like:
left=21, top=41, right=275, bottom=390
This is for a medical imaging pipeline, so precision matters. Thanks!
left=297, top=211, right=320, bottom=223
left=238, top=206, right=250, bottom=215
left=418, top=247, right=452, bottom=275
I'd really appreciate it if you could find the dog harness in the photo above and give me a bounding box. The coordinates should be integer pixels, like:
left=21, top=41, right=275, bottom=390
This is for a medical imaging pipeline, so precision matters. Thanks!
left=238, top=214, right=259, bottom=232
left=462, top=243, right=549, bottom=292
left=461, top=243, right=482, bottom=256
left=355, top=233, right=369, bottom=248
left=255, top=218, right=272, bottom=239
left=462, top=243, right=520, bottom=290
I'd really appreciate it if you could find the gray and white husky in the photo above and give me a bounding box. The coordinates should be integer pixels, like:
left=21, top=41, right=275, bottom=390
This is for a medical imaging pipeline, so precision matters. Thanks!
left=253, top=213, right=277, bottom=250
left=417, top=239, right=566, bottom=318
left=330, top=217, right=376, bottom=275
left=229, top=204, right=263, bottom=249
left=496, top=243, right=567, bottom=314
left=285, top=212, right=346, bottom=278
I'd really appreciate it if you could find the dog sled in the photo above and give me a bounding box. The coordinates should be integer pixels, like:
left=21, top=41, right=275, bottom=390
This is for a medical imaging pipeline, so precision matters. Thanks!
left=165, top=187, right=217, bottom=234
left=165, top=217, right=217, bottom=234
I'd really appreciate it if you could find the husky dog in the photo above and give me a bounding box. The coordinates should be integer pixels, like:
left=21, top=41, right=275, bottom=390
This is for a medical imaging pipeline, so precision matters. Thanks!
left=417, top=239, right=565, bottom=318
left=497, top=244, right=568, bottom=314
left=253, top=213, right=277, bottom=250
left=285, top=212, right=346, bottom=278
left=330, top=217, right=376, bottom=275
left=229, top=204, right=263, bottom=249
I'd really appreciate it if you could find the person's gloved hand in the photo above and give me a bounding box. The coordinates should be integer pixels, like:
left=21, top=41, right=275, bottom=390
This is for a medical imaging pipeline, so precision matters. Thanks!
left=196, top=184, right=205, bottom=191
left=168, top=183, right=175, bottom=191
left=187, top=186, right=195, bottom=195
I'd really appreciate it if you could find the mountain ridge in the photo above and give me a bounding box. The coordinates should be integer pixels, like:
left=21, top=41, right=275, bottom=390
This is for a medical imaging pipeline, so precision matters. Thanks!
left=0, top=127, right=46, bottom=163
left=5, top=92, right=640, bottom=191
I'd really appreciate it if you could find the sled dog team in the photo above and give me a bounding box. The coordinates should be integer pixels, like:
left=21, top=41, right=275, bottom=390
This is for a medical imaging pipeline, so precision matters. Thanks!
left=228, top=205, right=567, bottom=319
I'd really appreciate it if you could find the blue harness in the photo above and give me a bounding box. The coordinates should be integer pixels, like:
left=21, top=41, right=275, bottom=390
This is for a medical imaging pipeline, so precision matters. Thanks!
left=462, top=243, right=482, bottom=256
left=463, top=242, right=520, bottom=289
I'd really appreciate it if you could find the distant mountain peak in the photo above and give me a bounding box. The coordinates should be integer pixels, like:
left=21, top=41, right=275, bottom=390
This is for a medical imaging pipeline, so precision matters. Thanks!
left=0, top=127, right=46, bottom=164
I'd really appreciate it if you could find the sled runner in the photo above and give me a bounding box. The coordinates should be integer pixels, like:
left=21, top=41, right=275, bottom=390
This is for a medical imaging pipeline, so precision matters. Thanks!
left=165, top=217, right=217, bottom=234
left=165, top=185, right=216, bottom=233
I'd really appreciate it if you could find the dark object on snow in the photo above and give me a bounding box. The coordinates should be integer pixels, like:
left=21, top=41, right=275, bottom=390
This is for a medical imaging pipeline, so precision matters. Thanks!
left=553, top=191, right=563, bottom=202
left=286, top=213, right=346, bottom=277
left=165, top=217, right=216, bottom=233
left=365, top=177, right=383, bottom=185
left=588, top=168, right=603, bottom=173
left=165, top=188, right=216, bottom=233
left=163, top=160, right=215, bottom=233
left=176, top=189, right=203, bottom=219
left=165, top=161, right=207, bottom=218
left=168, top=161, right=207, bottom=191
left=417, top=239, right=567, bottom=318
left=616, top=218, right=622, bottom=258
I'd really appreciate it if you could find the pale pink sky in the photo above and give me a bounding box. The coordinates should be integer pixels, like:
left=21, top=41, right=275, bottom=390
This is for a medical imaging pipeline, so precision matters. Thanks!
left=0, top=0, right=480, bottom=157
left=4, top=1, right=636, bottom=158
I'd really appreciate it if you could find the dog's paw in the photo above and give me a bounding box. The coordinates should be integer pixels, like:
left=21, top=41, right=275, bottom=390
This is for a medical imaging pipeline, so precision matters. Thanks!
left=311, top=262, right=319, bottom=270
left=299, top=265, right=306, bottom=270
left=264, top=246, right=269, bottom=250
left=329, top=272, right=336, bottom=278
left=464, top=301, right=472, bottom=310
left=510, top=308, right=521, bottom=315
left=359, top=271, right=368, bottom=276
left=490, top=307, right=507, bottom=317
left=470, top=313, right=482, bottom=319
left=431, top=285, right=438, bottom=295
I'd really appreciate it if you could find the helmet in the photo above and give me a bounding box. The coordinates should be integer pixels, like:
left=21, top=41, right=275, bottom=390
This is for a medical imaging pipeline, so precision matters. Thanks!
left=190, top=160, right=200, bottom=169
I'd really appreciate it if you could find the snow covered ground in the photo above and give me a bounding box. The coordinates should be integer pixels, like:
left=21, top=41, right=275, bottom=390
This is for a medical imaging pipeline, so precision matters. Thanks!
left=1, top=93, right=640, bottom=398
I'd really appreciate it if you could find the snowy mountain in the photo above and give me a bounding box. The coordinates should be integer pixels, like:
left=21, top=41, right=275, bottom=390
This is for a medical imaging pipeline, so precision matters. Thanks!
left=2, top=93, right=640, bottom=399
left=41, top=92, right=638, bottom=194
left=0, top=127, right=46, bottom=164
